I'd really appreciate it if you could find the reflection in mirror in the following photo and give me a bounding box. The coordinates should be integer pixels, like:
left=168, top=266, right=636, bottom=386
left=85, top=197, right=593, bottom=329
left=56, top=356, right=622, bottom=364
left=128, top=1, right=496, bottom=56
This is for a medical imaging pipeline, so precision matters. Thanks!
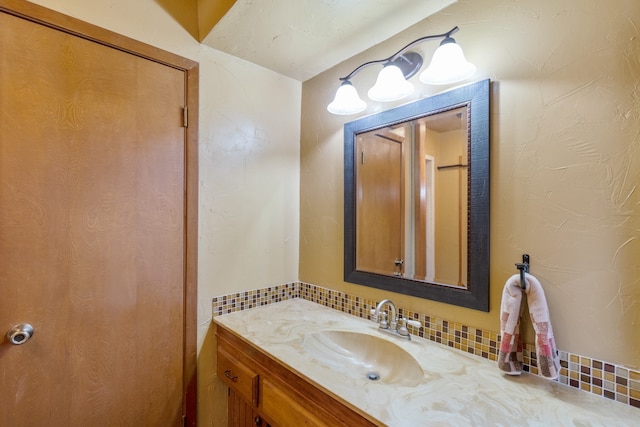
left=355, top=106, right=469, bottom=287
left=345, top=80, right=489, bottom=311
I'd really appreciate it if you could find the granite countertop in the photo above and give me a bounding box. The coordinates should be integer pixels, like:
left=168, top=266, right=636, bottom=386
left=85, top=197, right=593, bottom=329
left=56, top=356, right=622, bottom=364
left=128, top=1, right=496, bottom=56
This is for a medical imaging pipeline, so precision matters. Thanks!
left=213, top=299, right=638, bottom=426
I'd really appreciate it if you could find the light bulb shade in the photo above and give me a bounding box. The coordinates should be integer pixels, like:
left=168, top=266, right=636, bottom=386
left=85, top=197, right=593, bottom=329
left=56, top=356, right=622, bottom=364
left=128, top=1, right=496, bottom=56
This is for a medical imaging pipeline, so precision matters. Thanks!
left=327, top=81, right=367, bottom=115
left=420, top=40, right=476, bottom=85
left=367, top=64, right=413, bottom=102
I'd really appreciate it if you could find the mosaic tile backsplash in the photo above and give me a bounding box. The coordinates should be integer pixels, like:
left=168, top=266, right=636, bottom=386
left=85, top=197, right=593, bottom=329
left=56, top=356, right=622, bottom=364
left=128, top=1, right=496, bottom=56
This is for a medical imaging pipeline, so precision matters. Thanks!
left=212, top=282, right=640, bottom=410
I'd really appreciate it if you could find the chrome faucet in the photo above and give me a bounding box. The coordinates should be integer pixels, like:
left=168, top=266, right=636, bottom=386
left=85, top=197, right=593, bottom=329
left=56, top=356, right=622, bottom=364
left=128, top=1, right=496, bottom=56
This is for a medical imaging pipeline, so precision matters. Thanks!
left=373, top=299, right=398, bottom=331
left=372, top=299, right=422, bottom=340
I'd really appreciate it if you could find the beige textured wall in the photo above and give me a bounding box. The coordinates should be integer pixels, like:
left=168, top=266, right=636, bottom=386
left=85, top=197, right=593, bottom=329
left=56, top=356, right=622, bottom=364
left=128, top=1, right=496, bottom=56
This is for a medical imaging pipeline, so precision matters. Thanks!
left=300, top=0, right=640, bottom=370
left=27, top=1, right=301, bottom=425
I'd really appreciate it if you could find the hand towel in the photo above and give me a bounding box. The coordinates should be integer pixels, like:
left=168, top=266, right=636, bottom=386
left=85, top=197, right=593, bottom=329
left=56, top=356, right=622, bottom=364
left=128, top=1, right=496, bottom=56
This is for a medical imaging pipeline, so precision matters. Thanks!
left=498, top=274, right=525, bottom=375
left=498, top=273, right=560, bottom=379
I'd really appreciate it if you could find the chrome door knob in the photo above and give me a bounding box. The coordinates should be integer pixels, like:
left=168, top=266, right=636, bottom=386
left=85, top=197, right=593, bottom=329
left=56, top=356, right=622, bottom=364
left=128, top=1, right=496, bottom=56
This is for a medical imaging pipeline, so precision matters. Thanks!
left=6, top=323, right=34, bottom=345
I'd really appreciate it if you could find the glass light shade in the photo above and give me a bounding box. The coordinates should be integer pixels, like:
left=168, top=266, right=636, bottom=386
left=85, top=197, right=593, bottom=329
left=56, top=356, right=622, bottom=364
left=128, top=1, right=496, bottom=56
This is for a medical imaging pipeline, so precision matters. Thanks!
left=367, top=64, right=413, bottom=102
left=327, top=81, right=367, bottom=115
left=420, top=41, right=476, bottom=85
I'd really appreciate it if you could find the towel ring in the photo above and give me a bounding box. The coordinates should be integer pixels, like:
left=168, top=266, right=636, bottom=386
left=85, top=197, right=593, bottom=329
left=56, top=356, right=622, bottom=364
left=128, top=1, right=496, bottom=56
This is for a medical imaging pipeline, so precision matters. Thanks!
left=515, top=254, right=529, bottom=290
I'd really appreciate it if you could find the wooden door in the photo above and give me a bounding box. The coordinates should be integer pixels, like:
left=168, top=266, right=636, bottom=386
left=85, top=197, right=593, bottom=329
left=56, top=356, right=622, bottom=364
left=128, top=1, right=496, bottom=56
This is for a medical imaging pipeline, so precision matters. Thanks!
left=355, top=134, right=403, bottom=276
left=0, top=2, right=198, bottom=426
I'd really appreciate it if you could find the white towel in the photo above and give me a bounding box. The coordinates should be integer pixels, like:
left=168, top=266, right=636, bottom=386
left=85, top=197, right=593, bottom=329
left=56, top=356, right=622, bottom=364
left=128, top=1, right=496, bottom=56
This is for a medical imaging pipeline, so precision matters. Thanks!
left=498, top=273, right=560, bottom=379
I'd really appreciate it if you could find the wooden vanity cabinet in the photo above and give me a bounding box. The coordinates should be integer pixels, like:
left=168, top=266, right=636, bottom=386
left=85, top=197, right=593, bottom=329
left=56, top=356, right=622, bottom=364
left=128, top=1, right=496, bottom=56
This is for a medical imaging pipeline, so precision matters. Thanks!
left=216, top=325, right=379, bottom=427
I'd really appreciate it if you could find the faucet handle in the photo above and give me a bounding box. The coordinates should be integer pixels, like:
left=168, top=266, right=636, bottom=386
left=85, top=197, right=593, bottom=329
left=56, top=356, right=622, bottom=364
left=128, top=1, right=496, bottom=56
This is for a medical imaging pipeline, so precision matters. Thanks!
left=398, top=317, right=422, bottom=337
left=379, top=312, right=389, bottom=329
left=370, top=309, right=388, bottom=328
left=406, top=319, right=422, bottom=329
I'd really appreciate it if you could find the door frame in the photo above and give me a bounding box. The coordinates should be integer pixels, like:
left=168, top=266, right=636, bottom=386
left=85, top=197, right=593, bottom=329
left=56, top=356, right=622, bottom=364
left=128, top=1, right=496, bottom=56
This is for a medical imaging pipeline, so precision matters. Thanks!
left=0, top=1, right=199, bottom=425
left=423, top=154, right=435, bottom=282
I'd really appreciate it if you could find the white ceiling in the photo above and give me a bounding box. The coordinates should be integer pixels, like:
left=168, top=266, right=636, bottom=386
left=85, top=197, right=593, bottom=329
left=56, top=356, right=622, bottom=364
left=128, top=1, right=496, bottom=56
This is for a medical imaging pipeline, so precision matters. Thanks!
left=201, top=0, right=456, bottom=82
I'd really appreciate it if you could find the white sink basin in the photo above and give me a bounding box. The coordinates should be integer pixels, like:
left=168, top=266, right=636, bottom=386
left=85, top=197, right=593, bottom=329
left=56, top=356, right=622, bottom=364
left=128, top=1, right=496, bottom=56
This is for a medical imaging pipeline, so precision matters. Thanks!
left=300, top=330, right=423, bottom=387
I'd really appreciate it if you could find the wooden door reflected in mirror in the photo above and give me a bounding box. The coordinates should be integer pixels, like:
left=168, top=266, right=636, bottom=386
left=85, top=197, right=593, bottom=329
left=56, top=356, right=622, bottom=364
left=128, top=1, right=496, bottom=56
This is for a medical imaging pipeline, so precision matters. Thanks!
left=355, top=107, right=468, bottom=287
left=355, top=132, right=404, bottom=276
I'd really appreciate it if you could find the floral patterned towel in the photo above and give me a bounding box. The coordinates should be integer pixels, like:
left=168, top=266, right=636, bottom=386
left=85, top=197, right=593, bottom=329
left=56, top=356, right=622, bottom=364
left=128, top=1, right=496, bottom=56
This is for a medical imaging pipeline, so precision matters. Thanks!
left=498, top=273, right=560, bottom=379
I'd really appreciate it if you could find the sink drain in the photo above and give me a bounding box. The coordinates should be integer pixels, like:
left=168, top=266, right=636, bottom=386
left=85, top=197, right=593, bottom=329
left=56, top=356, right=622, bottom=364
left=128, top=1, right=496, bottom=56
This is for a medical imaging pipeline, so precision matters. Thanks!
left=365, top=371, right=380, bottom=381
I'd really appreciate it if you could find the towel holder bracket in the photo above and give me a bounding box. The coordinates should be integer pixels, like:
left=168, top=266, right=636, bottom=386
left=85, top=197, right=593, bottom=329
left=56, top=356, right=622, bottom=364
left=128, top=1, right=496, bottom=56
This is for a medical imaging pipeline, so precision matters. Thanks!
left=515, top=254, right=530, bottom=290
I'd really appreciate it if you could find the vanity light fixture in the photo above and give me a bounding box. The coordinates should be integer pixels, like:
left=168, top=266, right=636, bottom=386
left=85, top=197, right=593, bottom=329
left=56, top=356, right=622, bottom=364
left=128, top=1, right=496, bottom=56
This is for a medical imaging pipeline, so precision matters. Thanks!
left=327, top=26, right=476, bottom=115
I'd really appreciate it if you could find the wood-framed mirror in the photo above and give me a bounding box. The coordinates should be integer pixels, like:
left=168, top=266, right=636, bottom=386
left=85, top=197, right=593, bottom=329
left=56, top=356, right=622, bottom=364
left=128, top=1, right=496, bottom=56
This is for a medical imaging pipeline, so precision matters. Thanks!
left=344, top=79, right=490, bottom=311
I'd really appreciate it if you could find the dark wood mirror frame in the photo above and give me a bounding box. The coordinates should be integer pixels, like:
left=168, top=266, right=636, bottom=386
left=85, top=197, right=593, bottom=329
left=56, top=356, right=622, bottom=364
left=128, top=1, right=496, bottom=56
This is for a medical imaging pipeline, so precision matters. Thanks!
left=344, top=79, right=490, bottom=311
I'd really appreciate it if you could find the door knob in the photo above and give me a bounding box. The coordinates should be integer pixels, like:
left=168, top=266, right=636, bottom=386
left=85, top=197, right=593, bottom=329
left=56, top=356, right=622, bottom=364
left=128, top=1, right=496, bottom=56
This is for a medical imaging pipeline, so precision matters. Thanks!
left=6, top=323, right=34, bottom=345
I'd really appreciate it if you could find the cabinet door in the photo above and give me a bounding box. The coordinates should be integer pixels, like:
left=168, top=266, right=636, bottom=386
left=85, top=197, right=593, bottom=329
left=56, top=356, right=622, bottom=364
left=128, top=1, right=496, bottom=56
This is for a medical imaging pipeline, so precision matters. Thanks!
left=261, top=378, right=329, bottom=427
left=228, top=389, right=270, bottom=427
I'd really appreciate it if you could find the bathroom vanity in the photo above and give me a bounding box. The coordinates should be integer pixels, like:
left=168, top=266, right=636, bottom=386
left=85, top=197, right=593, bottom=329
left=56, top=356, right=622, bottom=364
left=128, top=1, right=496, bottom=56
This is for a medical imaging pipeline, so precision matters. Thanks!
left=214, top=299, right=638, bottom=426
left=217, top=325, right=376, bottom=426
